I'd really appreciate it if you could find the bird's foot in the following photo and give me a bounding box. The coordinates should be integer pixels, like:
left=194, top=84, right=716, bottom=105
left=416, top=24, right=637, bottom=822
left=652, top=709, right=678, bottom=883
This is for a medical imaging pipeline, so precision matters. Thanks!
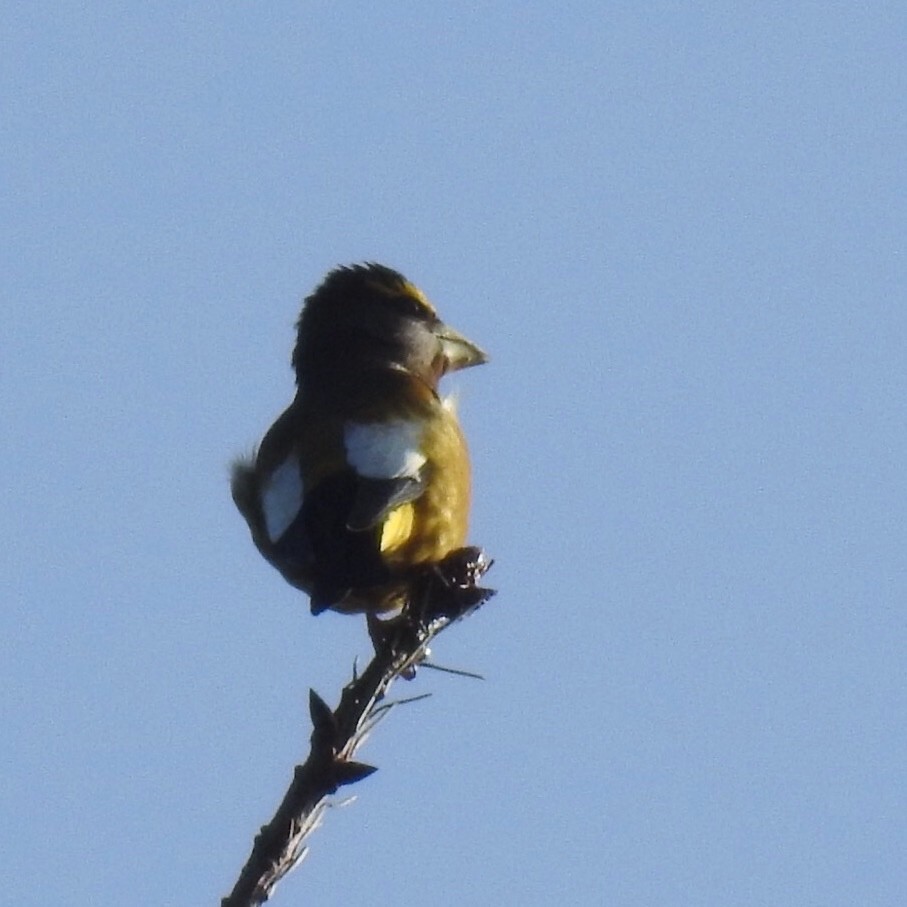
left=365, top=547, right=495, bottom=677
left=411, top=546, right=496, bottom=626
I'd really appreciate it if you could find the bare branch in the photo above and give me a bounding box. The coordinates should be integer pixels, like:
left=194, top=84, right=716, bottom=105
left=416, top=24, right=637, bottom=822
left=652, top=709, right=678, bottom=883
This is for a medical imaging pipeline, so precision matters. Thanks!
left=221, top=547, right=495, bottom=907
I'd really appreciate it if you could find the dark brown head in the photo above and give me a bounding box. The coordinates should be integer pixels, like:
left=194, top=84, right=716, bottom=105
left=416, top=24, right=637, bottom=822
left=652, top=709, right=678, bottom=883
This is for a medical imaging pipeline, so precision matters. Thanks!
left=292, top=263, right=487, bottom=389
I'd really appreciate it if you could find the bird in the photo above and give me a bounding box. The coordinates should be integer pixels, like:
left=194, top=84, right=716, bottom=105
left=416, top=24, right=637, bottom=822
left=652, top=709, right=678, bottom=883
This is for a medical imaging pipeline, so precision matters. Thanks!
left=231, top=263, right=487, bottom=617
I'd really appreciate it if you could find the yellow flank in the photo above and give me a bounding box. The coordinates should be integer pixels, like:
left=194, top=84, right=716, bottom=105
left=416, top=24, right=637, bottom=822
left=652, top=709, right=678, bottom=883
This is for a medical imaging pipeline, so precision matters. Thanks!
left=381, top=411, right=471, bottom=568
left=380, top=503, right=415, bottom=553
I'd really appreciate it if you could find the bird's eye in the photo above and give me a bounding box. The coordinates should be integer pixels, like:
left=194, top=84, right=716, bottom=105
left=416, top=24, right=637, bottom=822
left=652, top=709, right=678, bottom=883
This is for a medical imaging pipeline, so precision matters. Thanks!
left=385, top=293, right=434, bottom=322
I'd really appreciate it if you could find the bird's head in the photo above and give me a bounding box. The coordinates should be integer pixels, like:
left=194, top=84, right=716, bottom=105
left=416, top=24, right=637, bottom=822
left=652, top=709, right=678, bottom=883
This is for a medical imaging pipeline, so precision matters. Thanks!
left=292, top=263, right=487, bottom=389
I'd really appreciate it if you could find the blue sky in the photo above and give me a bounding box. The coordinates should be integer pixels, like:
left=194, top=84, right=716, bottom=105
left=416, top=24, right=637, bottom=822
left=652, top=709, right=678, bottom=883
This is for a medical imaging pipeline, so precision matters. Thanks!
left=3, top=4, right=906, bottom=905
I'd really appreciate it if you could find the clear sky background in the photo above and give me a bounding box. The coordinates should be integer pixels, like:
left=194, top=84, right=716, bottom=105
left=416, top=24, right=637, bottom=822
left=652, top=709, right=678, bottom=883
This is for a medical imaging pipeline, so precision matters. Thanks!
left=3, top=4, right=906, bottom=906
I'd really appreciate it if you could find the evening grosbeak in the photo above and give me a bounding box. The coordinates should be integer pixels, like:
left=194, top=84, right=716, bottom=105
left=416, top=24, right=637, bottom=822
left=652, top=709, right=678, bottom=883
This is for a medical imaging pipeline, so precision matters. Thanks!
left=231, top=263, right=487, bottom=616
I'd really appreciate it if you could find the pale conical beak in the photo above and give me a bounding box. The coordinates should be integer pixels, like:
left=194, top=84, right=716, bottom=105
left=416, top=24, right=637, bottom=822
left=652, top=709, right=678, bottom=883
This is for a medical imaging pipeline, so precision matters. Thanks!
left=436, top=323, right=489, bottom=372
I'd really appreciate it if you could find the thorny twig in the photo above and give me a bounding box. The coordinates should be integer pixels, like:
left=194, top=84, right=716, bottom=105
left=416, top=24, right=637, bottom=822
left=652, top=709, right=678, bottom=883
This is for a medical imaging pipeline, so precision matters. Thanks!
left=221, top=547, right=495, bottom=907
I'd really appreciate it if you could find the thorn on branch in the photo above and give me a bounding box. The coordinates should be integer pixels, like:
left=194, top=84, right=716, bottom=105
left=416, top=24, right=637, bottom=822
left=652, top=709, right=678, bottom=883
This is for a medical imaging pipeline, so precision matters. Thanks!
left=333, top=760, right=378, bottom=786
left=308, top=689, right=338, bottom=749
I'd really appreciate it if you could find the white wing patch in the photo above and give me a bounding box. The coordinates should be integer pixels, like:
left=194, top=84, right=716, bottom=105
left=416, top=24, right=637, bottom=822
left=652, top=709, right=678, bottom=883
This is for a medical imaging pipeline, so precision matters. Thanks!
left=344, top=420, right=426, bottom=479
left=262, top=455, right=304, bottom=542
